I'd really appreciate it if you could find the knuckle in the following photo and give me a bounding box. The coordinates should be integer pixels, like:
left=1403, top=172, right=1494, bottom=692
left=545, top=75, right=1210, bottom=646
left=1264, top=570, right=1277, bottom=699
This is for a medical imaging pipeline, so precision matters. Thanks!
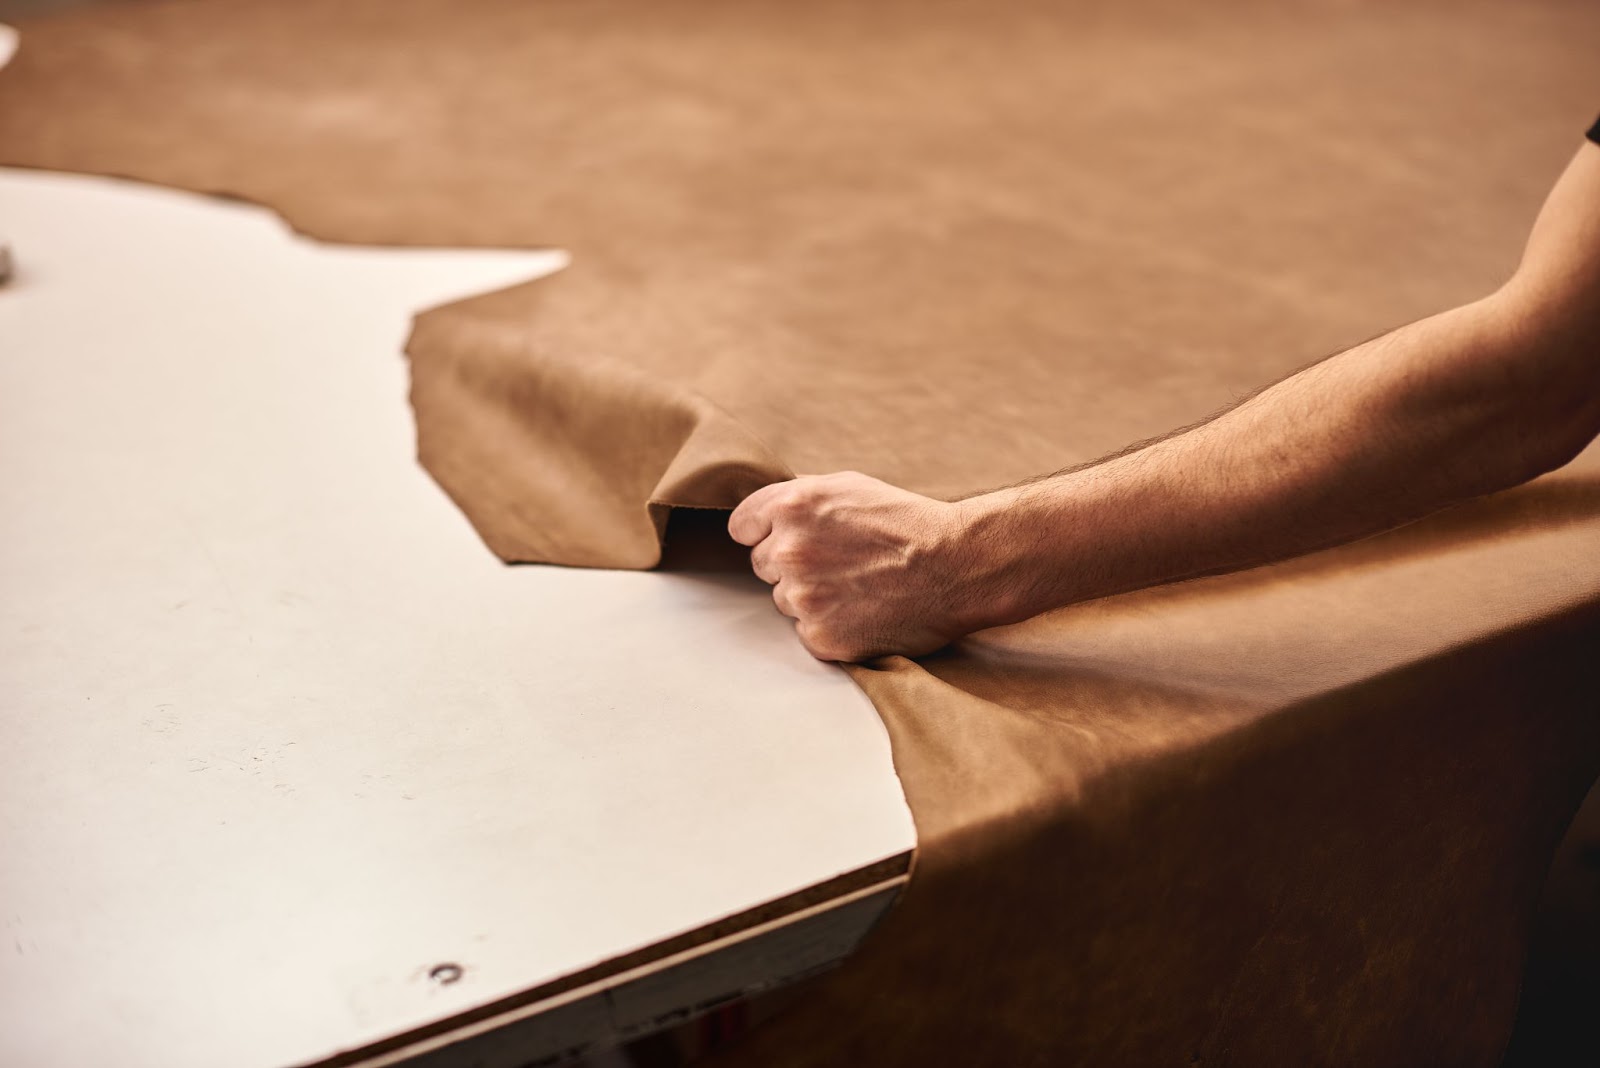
left=798, top=622, right=853, bottom=663
left=772, top=537, right=813, bottom=571
left=793, top=479, right=829, bottom=504
left=823, top=642, right=860, bottom=663
left=788, top=583, right=822, bottom=613
left=803, top=639, right=841, bottom=663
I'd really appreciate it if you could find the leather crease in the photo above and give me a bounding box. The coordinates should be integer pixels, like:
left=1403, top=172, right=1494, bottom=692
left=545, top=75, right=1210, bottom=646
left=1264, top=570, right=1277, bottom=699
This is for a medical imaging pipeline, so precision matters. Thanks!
left=408, top=295, right=792, bottom=569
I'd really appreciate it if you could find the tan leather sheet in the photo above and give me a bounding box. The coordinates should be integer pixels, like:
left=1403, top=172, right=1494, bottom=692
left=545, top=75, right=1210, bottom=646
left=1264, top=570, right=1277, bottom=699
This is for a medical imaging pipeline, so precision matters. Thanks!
left=5, top=1, right=1599, bottom=1063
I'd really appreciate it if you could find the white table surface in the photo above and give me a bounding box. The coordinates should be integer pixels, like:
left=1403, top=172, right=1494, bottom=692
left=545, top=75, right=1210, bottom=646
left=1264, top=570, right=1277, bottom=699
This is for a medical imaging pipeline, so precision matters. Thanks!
left=0, top=160, right=914, bottom=1068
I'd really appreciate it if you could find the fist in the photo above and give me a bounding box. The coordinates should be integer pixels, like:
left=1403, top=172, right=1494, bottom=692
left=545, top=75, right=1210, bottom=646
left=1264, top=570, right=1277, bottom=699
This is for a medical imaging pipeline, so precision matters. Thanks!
left=727, top=471, right=976, bottom=662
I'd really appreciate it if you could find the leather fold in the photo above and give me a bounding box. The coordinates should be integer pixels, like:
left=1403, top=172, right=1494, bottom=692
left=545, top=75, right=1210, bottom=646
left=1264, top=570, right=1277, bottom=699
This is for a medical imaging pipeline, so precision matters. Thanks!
left=406, top=298, right=792, bottom=569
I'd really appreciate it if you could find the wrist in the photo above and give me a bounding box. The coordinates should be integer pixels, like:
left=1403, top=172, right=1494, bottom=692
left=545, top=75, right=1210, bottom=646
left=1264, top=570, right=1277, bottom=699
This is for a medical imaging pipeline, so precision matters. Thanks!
left=941, top=485, right=1059, bottom=633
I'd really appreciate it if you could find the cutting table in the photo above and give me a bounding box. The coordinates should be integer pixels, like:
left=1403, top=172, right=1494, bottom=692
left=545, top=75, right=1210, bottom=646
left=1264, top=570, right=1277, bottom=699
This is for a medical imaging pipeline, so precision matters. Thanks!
left=0, top=163, right=915, bottom=1067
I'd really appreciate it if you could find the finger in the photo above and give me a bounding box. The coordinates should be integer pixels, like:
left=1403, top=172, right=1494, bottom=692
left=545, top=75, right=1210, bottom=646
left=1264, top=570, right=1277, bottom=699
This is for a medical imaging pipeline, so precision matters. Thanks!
left=727, top=480, right=794, bottom=546
left=771, top=580, right=797, bottom=618
left=750, top=540, right=782, bottom=585
left=796, top=620, right=848, bottom=663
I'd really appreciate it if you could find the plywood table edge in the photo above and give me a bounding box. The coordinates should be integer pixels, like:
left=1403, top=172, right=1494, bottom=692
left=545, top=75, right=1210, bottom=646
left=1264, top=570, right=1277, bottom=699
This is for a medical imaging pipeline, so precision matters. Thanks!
left=309, top=851, right=915, bottom=1067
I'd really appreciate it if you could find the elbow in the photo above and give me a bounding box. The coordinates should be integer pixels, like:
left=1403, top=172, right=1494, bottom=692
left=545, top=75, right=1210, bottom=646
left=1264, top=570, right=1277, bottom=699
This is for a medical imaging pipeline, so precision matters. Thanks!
left=1498, top=417, right=1594, bottom=486
left=1530, top=405, right=1599, bottom=475
left=1475, top=371, right=1600, bottom=491
left=1473, top=288, right=1600, bottom=488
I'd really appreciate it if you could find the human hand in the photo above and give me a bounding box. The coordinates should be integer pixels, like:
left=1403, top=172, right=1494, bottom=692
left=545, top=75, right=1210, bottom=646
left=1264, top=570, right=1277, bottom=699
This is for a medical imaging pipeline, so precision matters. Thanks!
left=726, top=471, right=986, bottom=662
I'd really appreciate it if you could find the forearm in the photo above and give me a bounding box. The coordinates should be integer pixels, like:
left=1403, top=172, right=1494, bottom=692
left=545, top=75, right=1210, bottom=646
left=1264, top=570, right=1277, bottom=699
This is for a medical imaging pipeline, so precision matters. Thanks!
left=955, top=290, right=1592, bottom=630
left=730, top=143, right=1600, bottom=662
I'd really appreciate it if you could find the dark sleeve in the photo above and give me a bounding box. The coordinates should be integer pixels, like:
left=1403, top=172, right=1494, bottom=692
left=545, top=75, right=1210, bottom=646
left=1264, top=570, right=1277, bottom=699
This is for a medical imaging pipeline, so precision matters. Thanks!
left=1589, top=114, right=1600, bottom=145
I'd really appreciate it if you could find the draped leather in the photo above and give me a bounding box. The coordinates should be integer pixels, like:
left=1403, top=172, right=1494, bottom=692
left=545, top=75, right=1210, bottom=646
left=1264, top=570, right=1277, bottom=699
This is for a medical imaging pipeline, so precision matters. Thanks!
left=5, top=1, right=1599, bottom=1062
